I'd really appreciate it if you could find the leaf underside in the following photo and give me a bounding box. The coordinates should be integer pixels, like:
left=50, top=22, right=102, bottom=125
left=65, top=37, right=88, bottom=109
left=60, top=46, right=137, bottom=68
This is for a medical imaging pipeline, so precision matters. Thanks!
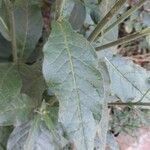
left=43, top=20, right=104, bottom=150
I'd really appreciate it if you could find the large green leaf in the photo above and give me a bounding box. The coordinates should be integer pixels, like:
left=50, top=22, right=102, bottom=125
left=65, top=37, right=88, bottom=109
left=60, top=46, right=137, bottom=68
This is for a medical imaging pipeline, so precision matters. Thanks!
left=14, top=0, right=43, bottom=60
left=43, top=20, right=104, bottom=149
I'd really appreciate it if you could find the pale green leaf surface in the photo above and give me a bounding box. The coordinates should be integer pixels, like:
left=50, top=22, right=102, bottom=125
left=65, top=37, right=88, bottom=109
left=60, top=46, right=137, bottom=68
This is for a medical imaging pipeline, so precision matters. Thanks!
left=7, top=115, right=67, bottom=150
left=94, top=61, right=110, bottom=150
left=0, top=94, right=35, bottom=126
left=43, top=20, right=104, bottom=150
left=105, top=55, right=150, bottom=102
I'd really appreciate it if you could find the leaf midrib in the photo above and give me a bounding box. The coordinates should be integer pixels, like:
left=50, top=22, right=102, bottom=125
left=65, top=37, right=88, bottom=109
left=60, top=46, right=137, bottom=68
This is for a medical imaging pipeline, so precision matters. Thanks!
left=58, top=22, right=88, bottom=149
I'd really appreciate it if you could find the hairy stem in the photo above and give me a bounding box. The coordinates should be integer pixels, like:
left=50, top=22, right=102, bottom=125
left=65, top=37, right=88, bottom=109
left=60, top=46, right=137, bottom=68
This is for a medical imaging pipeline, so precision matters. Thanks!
left=88, top=0, right=126, bottom=42
left=98, top=0, right=147, bottom=38
left=4, top=0, right=17, bottom=63
left=95, top=27, right=150, bottom=51
left=55, top=0, right=65, bottom=20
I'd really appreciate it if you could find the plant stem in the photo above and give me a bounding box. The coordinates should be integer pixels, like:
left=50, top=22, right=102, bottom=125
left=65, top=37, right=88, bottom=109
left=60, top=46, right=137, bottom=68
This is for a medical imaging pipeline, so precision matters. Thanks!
left=87, top=0, right=126, bottom=42
left=55, top=0, right=65, bottom=20
left=108, top=102, right=150, bottom=106
left=4, top=0, right=17, bottom=63
left=95, top=27, right=150, bottom=51
left=99, top=0, right=147, bottom=38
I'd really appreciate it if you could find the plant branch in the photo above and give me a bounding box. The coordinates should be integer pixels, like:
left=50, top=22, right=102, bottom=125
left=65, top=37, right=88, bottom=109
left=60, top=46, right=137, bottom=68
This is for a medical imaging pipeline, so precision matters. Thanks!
left=95, top=27, right=150, bottom=51
left=87, top=0, right=126, bottom=42
left=108, top=102, right=150, bottom=106
left=4, top=0, right=17, bottom=63
left=98, top=0, right=147, bottom=38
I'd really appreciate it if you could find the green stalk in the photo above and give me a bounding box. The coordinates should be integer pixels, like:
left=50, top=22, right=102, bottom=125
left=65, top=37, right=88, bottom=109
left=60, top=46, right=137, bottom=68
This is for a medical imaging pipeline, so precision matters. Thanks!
left=95, top=27, right=150, bottom=51
left=98, top=0, right=147, bottom=39
left=87, top=0, right=127, bottom=42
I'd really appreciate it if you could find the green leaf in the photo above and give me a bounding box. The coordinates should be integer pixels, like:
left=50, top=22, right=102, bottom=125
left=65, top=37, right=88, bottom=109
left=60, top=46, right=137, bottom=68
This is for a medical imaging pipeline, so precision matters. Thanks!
left=0, top=94, right=35, bottom=126
left=43, top=20, right=104, bottom=149
left=0, top=63, right=22, bottom=100
left=14, top=0, right=43, bottom=60
left=19, top=63, right=46, bottom=103
left=7, top=107, right=67, bottom=150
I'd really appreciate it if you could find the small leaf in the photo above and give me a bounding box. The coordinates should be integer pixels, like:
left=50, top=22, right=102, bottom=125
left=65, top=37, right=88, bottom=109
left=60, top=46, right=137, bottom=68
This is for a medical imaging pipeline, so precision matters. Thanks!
left=43, top=20, right=104, bottom=149
left=14, top=0, right=43, bottom=60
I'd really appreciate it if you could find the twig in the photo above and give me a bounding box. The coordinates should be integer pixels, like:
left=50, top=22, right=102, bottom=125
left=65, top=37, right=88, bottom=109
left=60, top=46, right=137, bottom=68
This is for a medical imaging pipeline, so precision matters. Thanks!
left=108, top=102, right=150, bottom=106
left=87, top=0, right=126, bottom=42
left=100, top=0, right=147, bottom=38
left=95, top=27, right=150, bottom=51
